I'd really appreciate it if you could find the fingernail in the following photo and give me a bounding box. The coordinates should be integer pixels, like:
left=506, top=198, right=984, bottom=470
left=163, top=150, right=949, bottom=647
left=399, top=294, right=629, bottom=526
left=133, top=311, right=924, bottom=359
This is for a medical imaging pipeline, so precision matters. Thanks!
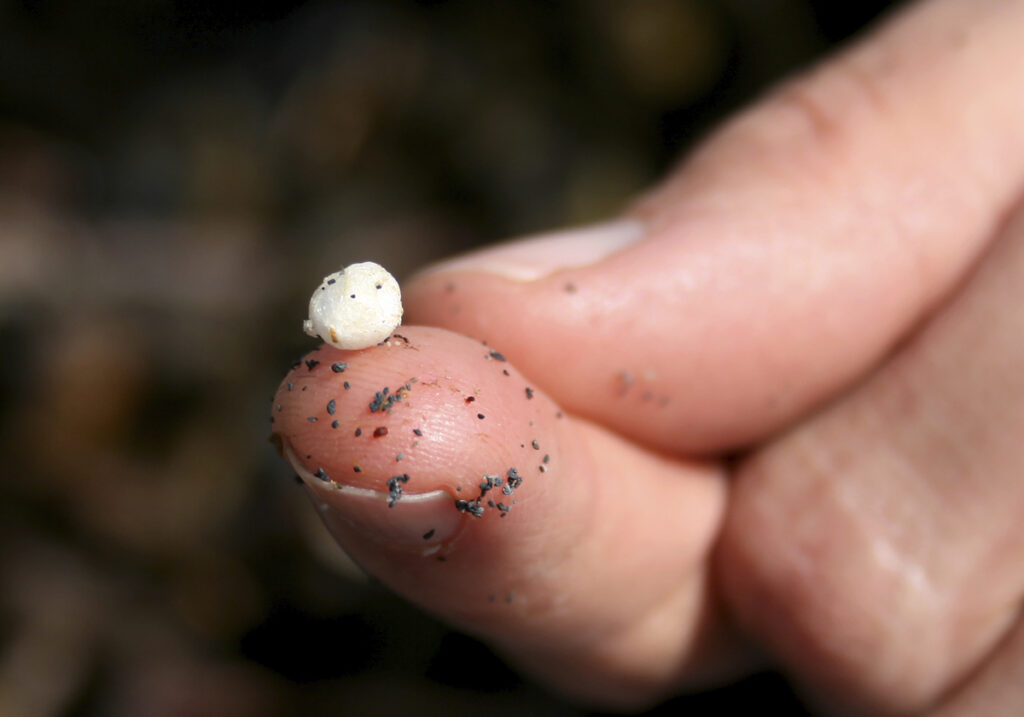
left=291, top=453, right=463, bottom=553
left=418, top=218, right=644, bottom=282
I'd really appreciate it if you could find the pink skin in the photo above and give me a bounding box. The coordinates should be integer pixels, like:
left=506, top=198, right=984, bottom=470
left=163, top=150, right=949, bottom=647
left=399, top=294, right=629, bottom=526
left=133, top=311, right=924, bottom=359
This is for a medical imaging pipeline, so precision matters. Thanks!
left=271, top=327, right=728, bottom=706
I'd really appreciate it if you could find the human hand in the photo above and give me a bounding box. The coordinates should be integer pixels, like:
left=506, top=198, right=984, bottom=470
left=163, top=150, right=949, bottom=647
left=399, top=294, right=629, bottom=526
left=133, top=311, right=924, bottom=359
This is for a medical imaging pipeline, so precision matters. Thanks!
left=270, top=0, right=1024, bottom=713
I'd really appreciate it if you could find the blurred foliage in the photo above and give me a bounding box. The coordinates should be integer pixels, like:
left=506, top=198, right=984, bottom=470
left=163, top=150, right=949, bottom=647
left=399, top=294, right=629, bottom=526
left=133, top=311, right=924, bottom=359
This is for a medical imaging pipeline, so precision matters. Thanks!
left=0, top=1, right=899, bottom=715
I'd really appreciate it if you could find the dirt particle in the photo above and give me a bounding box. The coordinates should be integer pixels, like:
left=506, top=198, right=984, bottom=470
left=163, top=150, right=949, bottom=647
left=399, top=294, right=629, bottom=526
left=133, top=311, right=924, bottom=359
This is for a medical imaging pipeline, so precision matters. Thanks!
left=386, top=474, right=410, bottom=507
left=373, top=426, right=389, bottom=438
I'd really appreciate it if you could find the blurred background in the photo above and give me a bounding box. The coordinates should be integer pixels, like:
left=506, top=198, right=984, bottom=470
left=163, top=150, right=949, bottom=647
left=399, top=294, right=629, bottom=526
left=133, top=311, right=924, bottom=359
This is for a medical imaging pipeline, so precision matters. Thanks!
left=0, top=1, right=903, bottom=715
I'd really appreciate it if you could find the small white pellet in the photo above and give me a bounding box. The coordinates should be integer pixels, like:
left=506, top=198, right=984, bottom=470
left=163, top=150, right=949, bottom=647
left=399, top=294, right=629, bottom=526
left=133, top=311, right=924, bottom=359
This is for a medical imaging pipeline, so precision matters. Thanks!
left=303, top=262, right=403, bottom=350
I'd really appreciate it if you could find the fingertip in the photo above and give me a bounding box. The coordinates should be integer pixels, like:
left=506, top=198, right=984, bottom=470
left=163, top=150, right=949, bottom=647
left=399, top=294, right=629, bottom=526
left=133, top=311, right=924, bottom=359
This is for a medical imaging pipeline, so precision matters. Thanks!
left=271, top=326, right=572, bottom=554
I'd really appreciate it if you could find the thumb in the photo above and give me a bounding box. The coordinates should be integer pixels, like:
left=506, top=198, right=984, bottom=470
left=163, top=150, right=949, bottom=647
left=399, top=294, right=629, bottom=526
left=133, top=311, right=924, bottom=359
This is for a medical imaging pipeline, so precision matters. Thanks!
left=404, top=0, right=1024, bottom=454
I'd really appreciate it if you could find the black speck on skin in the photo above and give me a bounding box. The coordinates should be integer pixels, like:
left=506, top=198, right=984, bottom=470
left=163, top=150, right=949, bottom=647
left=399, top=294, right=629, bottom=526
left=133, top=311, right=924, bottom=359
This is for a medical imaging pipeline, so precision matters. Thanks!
left=331, top=362, right=347, bottom=373
left=477, top=413, right=485, bottom=420
left=331, top=420, right=339, bottom=429
left=275, top=404, right=282, bottom=412
left=464, top=396, right=475, bottom=404
left=354, top=466, right=361, bottom=472
left=355, top=427, right=362, bottom=437
left=314, top=467, right=330, bottom=482
left=455, top=498, right=485, bottom=518
left=506, top=468, right=522, bottom=492
left=350, top=294, right=356, bottom=299
left=307, top=416, right=318, bottom=423
left=373, top=426, right=389, bottom=438
left=370, top=385, right=408, bottom=413
left=287, top=382, right=293, bottom=391
left=327, top=278, right=336, bottom=285
left=423, top=529, right=435, bottom=540
left=525, top=387, right=534, bottom=399
left=502, top=369, right=510, bottom=376
left=532, top=439, right=540, bottom=450
left=413, top=428, right=423, bottom=437
left=396, top=452, right=404, bottom=462
left=386, top=474, right=410, bottom=507
left=327, top=399, right=336, bottom=415
left=344, top=381, right=350, bottom=390
left=543, top=454, right=550, bottom=463
left=306, top=359, right=320, bottom=371
left=488, top=350, right=507, bottom=362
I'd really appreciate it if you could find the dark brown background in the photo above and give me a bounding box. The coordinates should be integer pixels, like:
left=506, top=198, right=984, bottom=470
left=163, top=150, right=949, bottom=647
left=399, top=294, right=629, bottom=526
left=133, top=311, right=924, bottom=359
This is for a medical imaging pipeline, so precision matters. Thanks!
left=0, top=1, right=901, bottom=714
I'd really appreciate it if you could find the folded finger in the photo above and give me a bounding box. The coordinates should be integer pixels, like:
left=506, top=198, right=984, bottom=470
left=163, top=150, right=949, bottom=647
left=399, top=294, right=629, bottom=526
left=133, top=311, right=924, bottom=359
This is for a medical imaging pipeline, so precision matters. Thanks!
left=405, top=0, right=1024, bottom=454
left=718, top=196, right=1024, bottom=714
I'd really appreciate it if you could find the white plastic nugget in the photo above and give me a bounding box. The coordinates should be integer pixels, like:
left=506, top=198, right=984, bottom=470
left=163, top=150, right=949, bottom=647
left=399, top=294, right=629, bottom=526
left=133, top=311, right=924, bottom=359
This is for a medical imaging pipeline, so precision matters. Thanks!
left=303, top=262, right=403, bottom=349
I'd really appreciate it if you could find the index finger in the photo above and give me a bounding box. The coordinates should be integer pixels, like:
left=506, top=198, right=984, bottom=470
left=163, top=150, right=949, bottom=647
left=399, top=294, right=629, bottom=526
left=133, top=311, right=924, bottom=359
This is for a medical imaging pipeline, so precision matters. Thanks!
left=405, top=0, right=1024, bottom=454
